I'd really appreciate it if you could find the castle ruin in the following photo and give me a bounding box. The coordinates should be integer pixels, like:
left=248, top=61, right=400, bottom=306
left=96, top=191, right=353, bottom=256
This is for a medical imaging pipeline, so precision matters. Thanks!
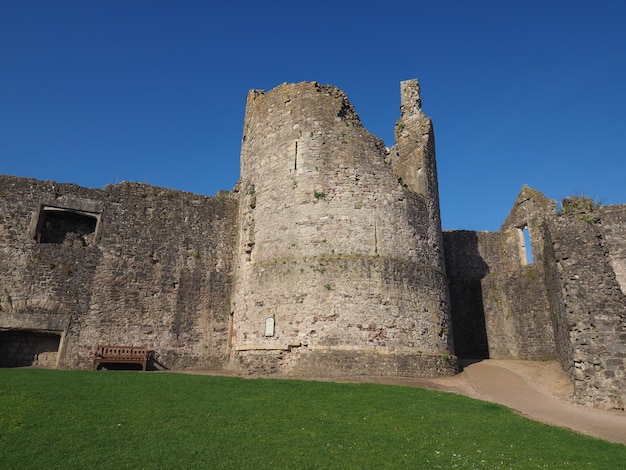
left=1, top=80, right=624, bottom=410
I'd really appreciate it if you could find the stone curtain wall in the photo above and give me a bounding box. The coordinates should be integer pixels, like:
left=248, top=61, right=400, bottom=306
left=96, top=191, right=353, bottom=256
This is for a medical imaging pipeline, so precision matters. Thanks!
left=444, top=230, right=555, bottom=361
left=543, top=210, right=626, bottom=409
left=600, top=205, right=626, bottom=294
left=0, top=177, right=104, bottom=368
left=445, top=187, right=626, bottom=409
left=443, top=230, right=492, bottom=360
left=0, top=175, right=237, bottom=370
left=479, top=187, right=556, bottom=360
left=231, top=81, right=456, bottom=377
left=481, top=263, right=555, bottom=360
left=443, top=186, right=557, bottom=361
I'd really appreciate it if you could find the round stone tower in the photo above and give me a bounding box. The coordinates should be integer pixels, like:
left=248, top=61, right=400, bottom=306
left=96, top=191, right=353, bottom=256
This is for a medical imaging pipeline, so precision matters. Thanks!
left=230, top=80, right=456, bottom=377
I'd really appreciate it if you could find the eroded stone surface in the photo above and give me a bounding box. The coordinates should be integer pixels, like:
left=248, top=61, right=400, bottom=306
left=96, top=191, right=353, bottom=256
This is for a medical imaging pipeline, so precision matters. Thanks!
left=1, top=81, right=625, bottom=409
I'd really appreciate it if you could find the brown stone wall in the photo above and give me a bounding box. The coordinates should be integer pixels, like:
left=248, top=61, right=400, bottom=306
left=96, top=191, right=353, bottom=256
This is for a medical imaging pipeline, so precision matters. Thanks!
left=289, top=349, right=459, bottom=378
left=543, top=211, right=626, bottom=409
left=231, top=81, right=455, bottom=376
left=481, top=265, right=554, bottom=359
left=451, top=189, right=626, bottom=409
left=600, top=204, right=626, bottom=294
left=444, top=187, right=556, bottom=361
left=0, top=175, right=237, bottom=369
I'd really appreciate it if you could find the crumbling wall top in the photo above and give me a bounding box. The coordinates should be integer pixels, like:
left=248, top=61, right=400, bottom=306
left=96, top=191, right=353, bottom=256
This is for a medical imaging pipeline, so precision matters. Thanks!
left=243, top=81, right=363, bottom=137
left=502, top=184, right=557, bottom=230
left=400, top=79, right=424, bottom=120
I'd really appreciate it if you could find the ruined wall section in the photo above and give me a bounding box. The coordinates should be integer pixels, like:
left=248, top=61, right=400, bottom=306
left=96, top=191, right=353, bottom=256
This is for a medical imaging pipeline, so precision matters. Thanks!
left=232, top=81, right=455, bottom=377
left=389, top=79, right=446, bottom=270
left=480, top=262, right=554, bottom=360
left=599, top=204, right=626, bottom=294
left=480, top=186, right=556, bottom=360
left=0, top=175, right=237, bottom=369
left=0, top=177, right=103, bottom=367
left=543, top=207, right=626, bottom=409
left=83, top=183, right=237, bottom=370
left=443, top=230, right=494, bottom=359
left=444, top=186, right=556, bottom=360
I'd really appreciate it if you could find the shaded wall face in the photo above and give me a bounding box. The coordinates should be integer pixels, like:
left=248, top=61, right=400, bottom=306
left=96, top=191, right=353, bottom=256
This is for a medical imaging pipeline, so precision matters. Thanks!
left=0, top=175, right=237, bottom=369
left=481, top=264, right=555, bottom=360
left=444, top=228, right=555, bottom=361
left=443, top=231, right=490, bottom=359
left=445, top=187, right=626, bottom=409
left=600, top=205, right=626, bottom=294
left=543, top=215, right=626, bottom=409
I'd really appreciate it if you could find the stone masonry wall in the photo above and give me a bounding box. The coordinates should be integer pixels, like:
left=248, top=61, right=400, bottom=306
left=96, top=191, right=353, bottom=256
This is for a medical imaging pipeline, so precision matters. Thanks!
left=481, top=264, right=555, bottom=360
left=231, top=81, right=456, bottom=377
left=480, top=187, right=556, bottom=360
left=0, top=175, right=237, bottom=369
left=443, top=230, right=492, bottom=359
left=390, top=79, right=447, bottom=272
left=600, top=204, right=626, bottom=294
left=444, top=186, right=556, bottom=361
left=543, top=205, right=626, bottom=409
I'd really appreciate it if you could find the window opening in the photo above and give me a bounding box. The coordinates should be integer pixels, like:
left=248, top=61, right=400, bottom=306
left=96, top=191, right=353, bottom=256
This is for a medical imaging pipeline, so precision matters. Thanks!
left=521, top=225, right=534, bottom=264
left=294, top=141, right=298, bottom=171
left=35, top=207, right=98, bottom=245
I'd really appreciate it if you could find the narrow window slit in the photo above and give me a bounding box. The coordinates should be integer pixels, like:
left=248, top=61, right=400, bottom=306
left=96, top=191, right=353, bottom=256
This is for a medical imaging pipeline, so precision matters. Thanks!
left=520, top=225, right=533, bottom=264
left=374, top=218, right=378, bottom=255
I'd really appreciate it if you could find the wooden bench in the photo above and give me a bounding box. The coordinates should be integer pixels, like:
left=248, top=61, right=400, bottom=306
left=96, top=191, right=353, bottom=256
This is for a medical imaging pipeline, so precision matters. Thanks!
left=92, top=345, right=148, bottom=371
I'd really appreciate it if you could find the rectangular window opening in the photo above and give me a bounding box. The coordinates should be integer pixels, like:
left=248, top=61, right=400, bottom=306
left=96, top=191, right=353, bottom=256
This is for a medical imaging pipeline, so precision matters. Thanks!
left=35, top=206, right=99, bottom=246
left=521, top=225, right=534, bottom=264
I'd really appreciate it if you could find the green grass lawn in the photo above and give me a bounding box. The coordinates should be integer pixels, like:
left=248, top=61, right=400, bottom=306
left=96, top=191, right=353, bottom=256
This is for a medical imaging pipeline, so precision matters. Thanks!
left=1, top=369, right=624, bottom=469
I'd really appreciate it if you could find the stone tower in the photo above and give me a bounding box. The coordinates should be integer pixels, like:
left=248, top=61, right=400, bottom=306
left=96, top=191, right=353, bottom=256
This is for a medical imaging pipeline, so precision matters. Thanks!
left=230, top=80, right=456, bottom=377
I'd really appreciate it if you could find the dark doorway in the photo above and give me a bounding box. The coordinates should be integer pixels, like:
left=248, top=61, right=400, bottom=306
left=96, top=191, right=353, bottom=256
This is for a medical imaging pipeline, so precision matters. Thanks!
left=0, top=330, right=61, bottom=367
left=35, top=208, right=98, bottom=245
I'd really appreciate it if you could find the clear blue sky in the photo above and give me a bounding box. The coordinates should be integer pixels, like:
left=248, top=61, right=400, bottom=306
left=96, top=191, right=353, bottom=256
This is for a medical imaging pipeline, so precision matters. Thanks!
left=1, top=1, right=625, bottom=231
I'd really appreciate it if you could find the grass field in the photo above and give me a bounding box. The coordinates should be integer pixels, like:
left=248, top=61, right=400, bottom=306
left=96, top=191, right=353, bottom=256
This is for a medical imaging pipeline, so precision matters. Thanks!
left=1, top=369, right=624, bottom=469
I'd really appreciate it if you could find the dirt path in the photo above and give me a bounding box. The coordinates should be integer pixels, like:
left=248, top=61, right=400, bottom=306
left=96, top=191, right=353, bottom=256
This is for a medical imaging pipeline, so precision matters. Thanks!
left=460, top=360, right=626, bottom=445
